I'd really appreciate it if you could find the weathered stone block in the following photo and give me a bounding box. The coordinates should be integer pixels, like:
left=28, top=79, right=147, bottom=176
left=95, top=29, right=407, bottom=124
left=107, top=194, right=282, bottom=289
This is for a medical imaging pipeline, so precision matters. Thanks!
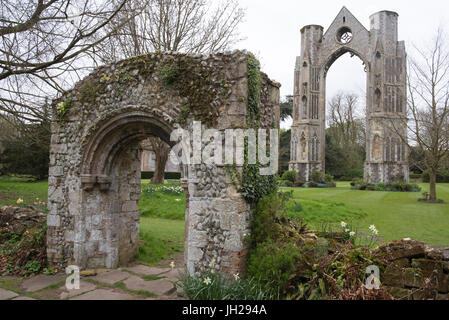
left=49, top=166, right=63, bottom=177
left=411, top=259, right=444, bottom=276
left=47, top=214, right=61, bottom=227
left=121, top=201, right=138, bottom=212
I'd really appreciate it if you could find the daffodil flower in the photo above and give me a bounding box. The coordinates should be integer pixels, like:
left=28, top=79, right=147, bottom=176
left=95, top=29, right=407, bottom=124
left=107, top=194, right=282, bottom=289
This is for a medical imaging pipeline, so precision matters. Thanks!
left=203, top=277, right=212, bottom=285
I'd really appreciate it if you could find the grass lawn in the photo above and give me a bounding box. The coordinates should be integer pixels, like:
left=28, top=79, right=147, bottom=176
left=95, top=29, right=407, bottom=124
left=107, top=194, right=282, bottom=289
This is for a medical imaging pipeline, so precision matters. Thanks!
left=137, top=217, right=185, bottom=265
left=1, top=176, right=448, bottom=262
left=0, top=176, right=48, bottom=205
left=283, top=182, right=449, bottom=247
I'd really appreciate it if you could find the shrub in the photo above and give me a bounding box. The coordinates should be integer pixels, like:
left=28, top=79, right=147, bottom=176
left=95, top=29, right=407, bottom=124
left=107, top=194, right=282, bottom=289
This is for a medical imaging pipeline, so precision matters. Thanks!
left=247, top=241, right=300, bottom=293
left=347, top=168, right=364, bottom=180
left=294, top=179, right=306, bottom=187
left=281, top=171, right=298, bottom=184
left=310, top=171, right=325, bottom=184
left=353, top=181, right=421, bottom=193
left=375, top=183, right=387, bottom=191
left=282, top=180, right=294, bottom=187
left=141, top=172, right=181, bottom=180
left=324, top=174, right=334, bottom=184
left=350, top=178, right=363, bottom=187
left=0, top=121, right=50, bottom=180
left=248, top=192, right=290, bottom=246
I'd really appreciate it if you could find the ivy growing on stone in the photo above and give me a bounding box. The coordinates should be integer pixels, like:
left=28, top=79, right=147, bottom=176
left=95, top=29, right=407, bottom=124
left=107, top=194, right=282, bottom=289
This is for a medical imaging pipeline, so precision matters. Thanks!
left=231, top=54, right=278, bottom=205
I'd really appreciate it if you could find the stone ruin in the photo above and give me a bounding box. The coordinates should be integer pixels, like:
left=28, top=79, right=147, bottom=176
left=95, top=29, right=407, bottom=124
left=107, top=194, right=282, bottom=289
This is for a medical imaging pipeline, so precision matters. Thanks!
left=376, top=240, right=449, bottom=300
left=46, top=51, right=280, bottom=274
left=290, top=7, right=409, bottom=183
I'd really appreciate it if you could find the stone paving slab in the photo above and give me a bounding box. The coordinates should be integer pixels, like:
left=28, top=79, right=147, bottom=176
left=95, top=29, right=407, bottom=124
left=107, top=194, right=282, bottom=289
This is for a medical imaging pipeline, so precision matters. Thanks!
left=91, top=270, right=130, bottom=285
left=20, top=274, right=66, bottom=292
left=163, top=268, right=183, bottom=281
left=123, top=265, right=170, bottom=276
left=0, top=288, right=19, bottom=300
left=59, top=280, right=97, bottom=299
left=70, top=288, right=134, bottom=300
left=12, top=296, right=36, bottom=300
left=124, top=275, right=176, bottom=296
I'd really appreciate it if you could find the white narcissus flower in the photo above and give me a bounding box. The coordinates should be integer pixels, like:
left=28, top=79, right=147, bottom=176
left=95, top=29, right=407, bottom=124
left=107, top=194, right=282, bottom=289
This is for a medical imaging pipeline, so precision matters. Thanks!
left=203, top=277, right=212, bottom=285
left=233, top=273, right=240, bottom=280
left=369, top=225, right=378, bottom=235
left=340, top=221, right=347, bottom=228
left=170, top=261, right=175, bottom=269
left=349, top=231, right=356, bottom=237
left=345, top=229, right=350, bottom=233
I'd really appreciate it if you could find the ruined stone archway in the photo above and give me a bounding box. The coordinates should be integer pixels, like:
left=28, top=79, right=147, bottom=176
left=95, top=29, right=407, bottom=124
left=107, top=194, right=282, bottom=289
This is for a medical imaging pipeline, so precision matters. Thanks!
left=47, top=52, right=280, bottom=274
left=289, top=7, right=409, bottom=183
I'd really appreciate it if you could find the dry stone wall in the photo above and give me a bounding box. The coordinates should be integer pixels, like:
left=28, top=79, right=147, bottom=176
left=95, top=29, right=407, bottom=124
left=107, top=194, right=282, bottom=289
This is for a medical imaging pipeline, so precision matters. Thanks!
left=375, top=240, right=449, bottom=300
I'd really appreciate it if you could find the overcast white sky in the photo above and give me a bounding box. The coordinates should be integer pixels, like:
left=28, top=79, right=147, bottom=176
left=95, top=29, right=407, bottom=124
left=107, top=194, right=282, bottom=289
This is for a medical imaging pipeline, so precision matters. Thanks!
left=235, top=0, right=448, bottom=128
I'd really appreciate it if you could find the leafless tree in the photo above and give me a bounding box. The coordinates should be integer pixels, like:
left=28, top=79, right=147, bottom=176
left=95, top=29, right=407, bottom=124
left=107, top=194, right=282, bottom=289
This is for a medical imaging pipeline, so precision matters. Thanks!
left=96, top=0, right=245, bottom=184
left=0, top=0, right=130, bottom=144
left=393, top=28, right=449, bottom=201
left=327, top=91, right=365, bottom=147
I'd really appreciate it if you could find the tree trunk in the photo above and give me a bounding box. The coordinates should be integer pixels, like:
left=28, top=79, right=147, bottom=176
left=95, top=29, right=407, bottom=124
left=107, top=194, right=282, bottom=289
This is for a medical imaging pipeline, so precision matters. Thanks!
left=429, top=170, right=437, bottom=201
left=150, top=137, right=170, bottom=185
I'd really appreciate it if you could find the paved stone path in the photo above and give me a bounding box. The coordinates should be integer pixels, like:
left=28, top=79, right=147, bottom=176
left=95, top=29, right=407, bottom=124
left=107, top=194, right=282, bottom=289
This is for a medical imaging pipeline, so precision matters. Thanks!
left=0, top=263, right=185, bottom=300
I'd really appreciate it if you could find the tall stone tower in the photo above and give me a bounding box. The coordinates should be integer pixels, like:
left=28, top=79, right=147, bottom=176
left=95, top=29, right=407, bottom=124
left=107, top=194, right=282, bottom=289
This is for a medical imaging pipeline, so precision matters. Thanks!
left=289, top=7, right=409, bottom=183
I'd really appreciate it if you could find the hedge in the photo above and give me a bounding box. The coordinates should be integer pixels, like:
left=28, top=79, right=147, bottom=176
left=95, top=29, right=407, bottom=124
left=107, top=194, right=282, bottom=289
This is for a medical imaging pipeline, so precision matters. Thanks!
left=141, top=171, right=181, bottom=180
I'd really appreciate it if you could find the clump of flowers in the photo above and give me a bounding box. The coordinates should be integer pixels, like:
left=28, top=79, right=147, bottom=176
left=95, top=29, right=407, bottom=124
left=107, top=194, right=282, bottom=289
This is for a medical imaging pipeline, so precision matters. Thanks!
left=144, top=185, right=184, bottom=195
left=339, top=221, right=357, bottom=240
left=369, top=225, right=378, bottom=235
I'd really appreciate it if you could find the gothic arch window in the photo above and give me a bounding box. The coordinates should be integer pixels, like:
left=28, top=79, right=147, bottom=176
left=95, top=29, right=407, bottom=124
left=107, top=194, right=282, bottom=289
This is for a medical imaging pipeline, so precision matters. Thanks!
left=374, top=88, right=381, bottom=112
left=391, top=138, right=396, bottom=161
left=385, top=137, right=391, bottom=161
left=371, top=135, right=382, bottom=160
left=311, top=133, right=319, bottom=161
left=303, top=62, right=308, bottom=67
left=302, top=96, right=307, bottom=119
left=291, top=134, right=298, bottom=161
left=401, top=143, right=406, bottom=162
left=300, top=132, right=306, bottom=160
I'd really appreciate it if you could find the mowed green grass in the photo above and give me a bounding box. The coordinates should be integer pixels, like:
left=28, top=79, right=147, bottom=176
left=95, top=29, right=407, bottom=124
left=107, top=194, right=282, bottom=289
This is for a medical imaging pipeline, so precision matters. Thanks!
left=1, top=177, right=448, bottom=252
left=139, top=179, right=185, bottom=220
left=283, top=182, right=449, bottom=247
left=0, top=176, right=48, bottom=205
